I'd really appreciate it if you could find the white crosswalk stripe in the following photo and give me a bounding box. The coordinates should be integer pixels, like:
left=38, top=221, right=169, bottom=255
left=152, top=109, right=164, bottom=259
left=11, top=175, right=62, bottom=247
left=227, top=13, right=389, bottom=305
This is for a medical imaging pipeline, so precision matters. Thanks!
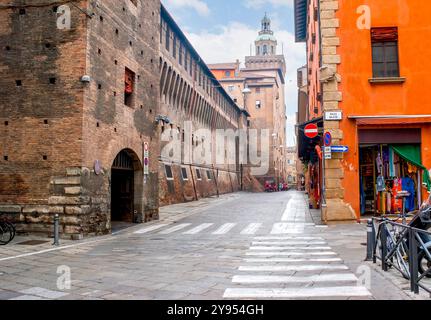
left=249, top=246, right=332, bottom=251
left=246, top=251, right=337, bottom=256
left=240, top=223, right=262, bottom=235
left=244, top=258, right=342, bottom=263
left=133, top=224, right=169, bottom=234
left=270, top=223, right=305, bottom=234
left=183, top=223, right=214, bottom=235
left=238, top=265, right=349, bottom=272
left=252, top=241, right=327, bottom=245
left=158, top=223, right=192, bottom=234
left=212, top=223, right=237, bottom=235
left=232, top=273, right=358, bottom=284
left=223, top=287, right=371, bottom=299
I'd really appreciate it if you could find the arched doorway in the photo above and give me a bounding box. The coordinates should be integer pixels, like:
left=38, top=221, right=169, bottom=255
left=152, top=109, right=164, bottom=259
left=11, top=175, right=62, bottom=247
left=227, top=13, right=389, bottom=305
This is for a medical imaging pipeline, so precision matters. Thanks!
left=111, top=149, right=143, bottom=223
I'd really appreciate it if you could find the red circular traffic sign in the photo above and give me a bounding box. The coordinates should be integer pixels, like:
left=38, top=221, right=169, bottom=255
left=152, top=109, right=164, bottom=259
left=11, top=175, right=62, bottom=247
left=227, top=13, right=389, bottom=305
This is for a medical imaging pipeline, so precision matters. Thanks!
left=304, top=123, right=319, bottom=139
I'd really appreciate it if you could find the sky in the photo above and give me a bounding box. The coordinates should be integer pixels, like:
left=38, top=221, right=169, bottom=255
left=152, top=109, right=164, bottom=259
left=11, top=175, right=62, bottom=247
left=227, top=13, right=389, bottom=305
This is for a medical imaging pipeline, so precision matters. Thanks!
left=162, top=0, right=306, bottom=147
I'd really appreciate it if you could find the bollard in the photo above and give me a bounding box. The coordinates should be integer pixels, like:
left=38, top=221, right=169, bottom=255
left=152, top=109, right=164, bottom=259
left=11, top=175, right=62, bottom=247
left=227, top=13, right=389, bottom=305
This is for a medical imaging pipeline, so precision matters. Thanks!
left=381, top=223, right=388, bottom=271
left=53, top=214, right=60, bottom=246
left=409, top=228, right=419, bottom=294
left=365, top=219, right=374, bottom=261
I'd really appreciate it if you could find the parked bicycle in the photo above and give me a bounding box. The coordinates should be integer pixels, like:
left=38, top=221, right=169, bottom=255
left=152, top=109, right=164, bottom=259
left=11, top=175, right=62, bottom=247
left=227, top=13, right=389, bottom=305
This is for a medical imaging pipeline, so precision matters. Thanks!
left=0, top=217, right=16, bottom=245
left=374, top=191, right=431, bottom=279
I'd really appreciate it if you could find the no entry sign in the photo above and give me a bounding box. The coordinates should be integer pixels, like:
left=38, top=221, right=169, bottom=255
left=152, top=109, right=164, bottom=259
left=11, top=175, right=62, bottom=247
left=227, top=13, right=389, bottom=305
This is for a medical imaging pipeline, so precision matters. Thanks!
left=304, top=123, right=319, bottom=139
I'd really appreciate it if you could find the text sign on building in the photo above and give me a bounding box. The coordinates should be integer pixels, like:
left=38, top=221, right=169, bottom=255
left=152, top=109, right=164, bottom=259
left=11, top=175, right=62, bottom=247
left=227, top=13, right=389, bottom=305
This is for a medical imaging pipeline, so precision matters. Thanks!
left=324, top=146, right=332, bottom=160
left=325, top=111, right=343, bottom=121
left=144, top=142, right=149, bottom=175
left=304, top=123, right=319, bottom=139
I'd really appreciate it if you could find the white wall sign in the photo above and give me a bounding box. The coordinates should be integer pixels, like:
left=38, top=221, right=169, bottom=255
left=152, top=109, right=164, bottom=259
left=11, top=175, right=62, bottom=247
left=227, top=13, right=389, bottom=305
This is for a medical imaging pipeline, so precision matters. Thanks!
left=325, top=111, right=343, bottom=121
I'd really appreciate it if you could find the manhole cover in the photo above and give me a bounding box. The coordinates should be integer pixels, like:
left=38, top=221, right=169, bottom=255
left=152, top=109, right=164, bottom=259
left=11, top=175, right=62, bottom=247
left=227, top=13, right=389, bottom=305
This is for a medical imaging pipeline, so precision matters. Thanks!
left=17, top=240, right=50, bottom=246
left=360, top=243, right=367, bottom=246
left=150, top=238, right=165, bottom=241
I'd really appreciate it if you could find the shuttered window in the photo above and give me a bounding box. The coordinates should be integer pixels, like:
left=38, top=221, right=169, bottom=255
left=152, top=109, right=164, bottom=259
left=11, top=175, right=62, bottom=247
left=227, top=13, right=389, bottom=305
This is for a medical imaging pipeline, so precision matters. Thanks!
left=371, top=27, right=400, bottom=78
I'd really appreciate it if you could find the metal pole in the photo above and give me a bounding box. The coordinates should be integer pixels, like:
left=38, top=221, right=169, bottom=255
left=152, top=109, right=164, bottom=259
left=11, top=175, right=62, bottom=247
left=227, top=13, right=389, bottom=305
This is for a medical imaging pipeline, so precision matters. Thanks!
left=365, top=219, right=374, bottom=261
left=53, top=214, right=60, bottom=246
left=372, top=220, right=377, bottom=264
left=409, top=228, right=419, bottom=294
left=381, top=223, right=388, bottom=271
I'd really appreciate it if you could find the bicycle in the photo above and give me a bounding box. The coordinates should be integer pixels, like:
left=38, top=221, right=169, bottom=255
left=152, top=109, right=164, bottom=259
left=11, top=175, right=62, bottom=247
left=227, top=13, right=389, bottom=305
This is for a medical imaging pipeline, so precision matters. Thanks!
left=375, top=191, right=431, bottom=279
left=0, top=218, right=16, bottom=245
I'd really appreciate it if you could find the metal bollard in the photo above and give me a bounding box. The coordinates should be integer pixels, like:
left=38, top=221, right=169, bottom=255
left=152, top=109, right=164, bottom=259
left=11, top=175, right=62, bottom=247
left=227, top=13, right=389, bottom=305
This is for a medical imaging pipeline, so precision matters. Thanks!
left=53, top=214, right=60, bottom=246
left=365, top=219, right=374, bottom=261
left=381, top=223, right=388, bottom=271
left=409, top=228, right=419, bottom=294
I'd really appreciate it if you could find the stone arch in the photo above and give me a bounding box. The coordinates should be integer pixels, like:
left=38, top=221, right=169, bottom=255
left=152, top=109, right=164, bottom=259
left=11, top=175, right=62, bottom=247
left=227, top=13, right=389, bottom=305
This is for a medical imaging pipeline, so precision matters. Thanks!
left=110, top=148, right=143, bottom=226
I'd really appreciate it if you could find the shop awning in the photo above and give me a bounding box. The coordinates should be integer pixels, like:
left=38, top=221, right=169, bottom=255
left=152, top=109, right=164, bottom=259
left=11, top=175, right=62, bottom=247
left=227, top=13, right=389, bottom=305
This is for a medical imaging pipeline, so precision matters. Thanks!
left=349, top=115, right=431, bottom=125
left=297, top=117, right=323, bottom=162
left=391, top=145, right=431, bottom=191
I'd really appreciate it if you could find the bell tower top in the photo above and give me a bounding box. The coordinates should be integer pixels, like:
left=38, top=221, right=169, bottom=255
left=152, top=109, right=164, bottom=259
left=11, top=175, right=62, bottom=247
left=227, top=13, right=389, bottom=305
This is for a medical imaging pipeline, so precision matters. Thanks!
left=255, top=13, right=277, bottom=56
left=260, top=13, right=273, bottom=35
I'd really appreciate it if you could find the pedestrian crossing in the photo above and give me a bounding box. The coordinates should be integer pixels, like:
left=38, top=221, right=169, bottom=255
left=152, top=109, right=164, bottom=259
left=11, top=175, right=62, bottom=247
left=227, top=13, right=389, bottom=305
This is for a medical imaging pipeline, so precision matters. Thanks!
left=133, top=222, right=320, bottom=236
left=223, top=235, right=372, bottom=300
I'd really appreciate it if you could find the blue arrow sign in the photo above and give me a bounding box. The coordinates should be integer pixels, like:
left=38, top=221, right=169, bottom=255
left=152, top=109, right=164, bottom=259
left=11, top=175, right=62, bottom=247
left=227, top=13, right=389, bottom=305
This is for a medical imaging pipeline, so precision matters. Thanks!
left=331, top=146, right=349, bottom=153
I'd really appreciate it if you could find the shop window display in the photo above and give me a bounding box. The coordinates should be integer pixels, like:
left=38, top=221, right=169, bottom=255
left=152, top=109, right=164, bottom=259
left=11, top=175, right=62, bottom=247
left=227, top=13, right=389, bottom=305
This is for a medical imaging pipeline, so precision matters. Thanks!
left=359, top=144, right=430, bottom=216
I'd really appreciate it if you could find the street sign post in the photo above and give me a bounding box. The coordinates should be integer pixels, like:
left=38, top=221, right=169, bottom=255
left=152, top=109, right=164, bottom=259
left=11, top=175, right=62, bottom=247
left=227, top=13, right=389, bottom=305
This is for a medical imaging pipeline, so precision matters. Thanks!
left=331, top=145, right=349, bottom=153
left=304, top=123, right=319, bottom=139
left=324, top=132, right=332, bottom=147
left=144, top=142, right=149, bottom=175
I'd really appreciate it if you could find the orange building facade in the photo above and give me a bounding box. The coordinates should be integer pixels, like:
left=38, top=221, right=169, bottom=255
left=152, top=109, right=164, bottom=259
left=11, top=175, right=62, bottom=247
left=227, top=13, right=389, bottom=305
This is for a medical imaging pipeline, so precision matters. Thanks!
left=295, top=0, right=431, bottom=221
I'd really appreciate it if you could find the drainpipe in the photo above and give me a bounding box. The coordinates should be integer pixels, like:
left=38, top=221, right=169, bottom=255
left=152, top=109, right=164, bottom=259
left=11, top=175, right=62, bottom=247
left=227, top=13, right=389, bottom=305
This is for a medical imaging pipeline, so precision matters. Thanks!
left=212, top=164, right=219, bottom=197
left=189, top=164, right=198, bottom=201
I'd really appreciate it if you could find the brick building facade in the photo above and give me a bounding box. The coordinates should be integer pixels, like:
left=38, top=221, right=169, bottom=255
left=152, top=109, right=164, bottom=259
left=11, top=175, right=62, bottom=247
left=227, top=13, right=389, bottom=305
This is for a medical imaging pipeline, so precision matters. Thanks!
left=0, top=0, right=251, bottom=239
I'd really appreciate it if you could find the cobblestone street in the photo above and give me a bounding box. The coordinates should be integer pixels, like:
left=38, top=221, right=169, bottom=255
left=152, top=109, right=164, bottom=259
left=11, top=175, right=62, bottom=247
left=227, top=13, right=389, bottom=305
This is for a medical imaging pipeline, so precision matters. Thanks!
left=0, top=191, right=427, bottom=300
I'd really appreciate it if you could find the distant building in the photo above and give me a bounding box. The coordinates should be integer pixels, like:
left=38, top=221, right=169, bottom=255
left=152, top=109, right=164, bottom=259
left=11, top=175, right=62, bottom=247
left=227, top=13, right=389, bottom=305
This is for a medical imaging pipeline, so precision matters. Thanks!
left=209, top=14, right=288, bottom=186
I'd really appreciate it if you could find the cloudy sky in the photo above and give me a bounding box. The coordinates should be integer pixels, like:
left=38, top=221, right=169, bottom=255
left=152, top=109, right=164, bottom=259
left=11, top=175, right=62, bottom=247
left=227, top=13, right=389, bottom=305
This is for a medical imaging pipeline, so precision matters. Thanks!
left=162, top=0, right=306, bottom=146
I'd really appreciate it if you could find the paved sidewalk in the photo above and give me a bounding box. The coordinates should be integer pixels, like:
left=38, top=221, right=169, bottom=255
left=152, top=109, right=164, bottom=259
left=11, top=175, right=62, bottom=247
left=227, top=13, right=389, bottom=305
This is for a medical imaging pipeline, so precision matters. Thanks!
left=0, top=191, right=429, bottom=300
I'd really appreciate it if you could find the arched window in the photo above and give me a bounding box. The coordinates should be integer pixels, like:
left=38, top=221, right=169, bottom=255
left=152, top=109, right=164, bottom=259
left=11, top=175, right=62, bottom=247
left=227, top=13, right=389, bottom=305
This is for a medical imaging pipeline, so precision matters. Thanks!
left=271, top=46, right=274, bottom=54
left=263, top=45, right=268, bottom=55
left=257, top=46, right=260, bottom=55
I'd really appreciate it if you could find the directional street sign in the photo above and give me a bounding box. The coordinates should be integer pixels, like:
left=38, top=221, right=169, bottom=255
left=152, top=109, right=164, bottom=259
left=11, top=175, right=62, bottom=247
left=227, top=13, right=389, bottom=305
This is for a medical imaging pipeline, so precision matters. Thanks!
left=331, top=146, right=349, bottom=153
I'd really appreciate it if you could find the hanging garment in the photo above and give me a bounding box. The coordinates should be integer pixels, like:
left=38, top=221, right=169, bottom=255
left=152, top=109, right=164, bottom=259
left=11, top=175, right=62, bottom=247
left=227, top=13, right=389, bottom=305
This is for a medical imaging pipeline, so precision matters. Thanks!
left=386, top=191, right=392, bottom=214
left=376, top=153, right=383, bottom=174
left=408, top=163, right=417, bottom=174
left=402, top=177, right=416, bottom=212
left=389, top=148, right=395, bottom=178
left=381, top=192, right=386, bottom=214
left=360, top=177, right=366, bottom=215
left=376, top=175, right=385, bottom=192
left=392, top=178, right=402, bottom=213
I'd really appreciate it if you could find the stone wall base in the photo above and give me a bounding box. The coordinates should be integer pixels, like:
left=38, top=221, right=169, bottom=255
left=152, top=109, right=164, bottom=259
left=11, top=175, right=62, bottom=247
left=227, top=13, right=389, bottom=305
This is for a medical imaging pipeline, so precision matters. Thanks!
left=325, top=198, right=357, bottom=221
